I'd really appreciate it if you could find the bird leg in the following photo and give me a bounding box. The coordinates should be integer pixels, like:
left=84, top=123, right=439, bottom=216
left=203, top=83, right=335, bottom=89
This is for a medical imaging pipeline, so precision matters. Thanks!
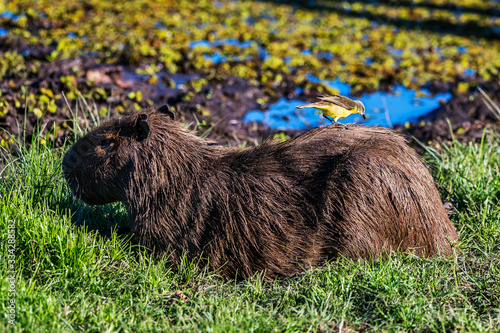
left=324, top=116, right=349, bottom=129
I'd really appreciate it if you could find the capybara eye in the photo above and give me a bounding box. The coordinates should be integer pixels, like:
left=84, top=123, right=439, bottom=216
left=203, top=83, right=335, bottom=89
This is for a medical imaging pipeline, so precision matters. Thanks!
left=100, top=139, right=114, bottom=149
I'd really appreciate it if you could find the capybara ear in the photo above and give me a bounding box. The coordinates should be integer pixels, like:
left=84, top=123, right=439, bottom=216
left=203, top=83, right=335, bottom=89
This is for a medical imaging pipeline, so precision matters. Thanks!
left=157, top=104, right=175, bottom=120
left=135, top=113, right=150, bottom=140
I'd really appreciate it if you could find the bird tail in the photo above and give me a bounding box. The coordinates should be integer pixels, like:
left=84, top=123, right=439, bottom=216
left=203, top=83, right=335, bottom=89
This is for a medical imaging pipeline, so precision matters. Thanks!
left=295, top=103, right=316, bottom=109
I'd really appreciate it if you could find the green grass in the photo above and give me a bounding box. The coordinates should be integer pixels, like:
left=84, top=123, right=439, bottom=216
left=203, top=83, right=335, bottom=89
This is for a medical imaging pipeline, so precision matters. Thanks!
left=1, top=129, right=500, bottom=332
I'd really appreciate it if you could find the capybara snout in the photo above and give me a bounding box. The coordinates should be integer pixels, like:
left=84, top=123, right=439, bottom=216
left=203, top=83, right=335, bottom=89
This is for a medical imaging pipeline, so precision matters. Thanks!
left=63, top=125, right=134, bottom=205
left=63, top=105, right=458, bottom=279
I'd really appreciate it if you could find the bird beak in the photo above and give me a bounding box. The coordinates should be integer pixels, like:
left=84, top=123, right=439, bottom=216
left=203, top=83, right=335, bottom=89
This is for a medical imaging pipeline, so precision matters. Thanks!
left=362, top=114, right=366, bottom=120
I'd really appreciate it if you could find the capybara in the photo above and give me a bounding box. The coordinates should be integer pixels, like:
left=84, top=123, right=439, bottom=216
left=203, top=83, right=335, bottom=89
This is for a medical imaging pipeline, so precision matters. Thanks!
left=63, top=105, right=458, bottom=279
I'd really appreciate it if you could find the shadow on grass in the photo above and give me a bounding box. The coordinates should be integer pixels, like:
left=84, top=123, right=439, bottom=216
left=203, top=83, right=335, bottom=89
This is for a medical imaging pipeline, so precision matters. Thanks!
left=56, top=195, right=132, bottom=240
left=256, top=0, right=500, bottom=40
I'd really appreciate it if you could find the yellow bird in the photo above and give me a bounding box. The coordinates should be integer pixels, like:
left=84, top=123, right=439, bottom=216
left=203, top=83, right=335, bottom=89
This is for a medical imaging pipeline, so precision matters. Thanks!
left=296, top=94, right=366, bottom=128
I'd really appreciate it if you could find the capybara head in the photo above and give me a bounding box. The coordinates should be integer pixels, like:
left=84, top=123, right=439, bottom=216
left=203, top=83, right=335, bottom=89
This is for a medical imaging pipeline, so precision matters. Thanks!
left=63, top=105, right=458, bottom=279
left=63, top=105, right=178, bottom=205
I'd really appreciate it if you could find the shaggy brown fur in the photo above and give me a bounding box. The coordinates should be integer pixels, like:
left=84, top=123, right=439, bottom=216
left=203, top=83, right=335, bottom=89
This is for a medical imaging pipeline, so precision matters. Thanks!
left=63, top=106, right=458, bottom=279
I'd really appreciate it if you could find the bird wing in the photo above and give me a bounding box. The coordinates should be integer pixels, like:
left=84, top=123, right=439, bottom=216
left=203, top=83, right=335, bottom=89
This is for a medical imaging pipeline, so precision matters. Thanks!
left=296, top=101, right=332, bottom=109
left=318, top=95, right=356, bottom=110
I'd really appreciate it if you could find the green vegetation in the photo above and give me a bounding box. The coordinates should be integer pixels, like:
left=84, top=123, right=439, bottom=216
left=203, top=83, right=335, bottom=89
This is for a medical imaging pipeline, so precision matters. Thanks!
left=1, top=125, right=499, bottom=331
left=1, top=0, right=500, bottom=135
left=1, top=0, right=500, bottom=330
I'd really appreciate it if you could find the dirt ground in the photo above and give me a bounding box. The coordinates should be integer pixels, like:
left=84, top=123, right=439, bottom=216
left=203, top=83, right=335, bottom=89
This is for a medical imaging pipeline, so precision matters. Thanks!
left=393, top=82, right=500, bottom=151
left=1, top=50, right=499, bottom=153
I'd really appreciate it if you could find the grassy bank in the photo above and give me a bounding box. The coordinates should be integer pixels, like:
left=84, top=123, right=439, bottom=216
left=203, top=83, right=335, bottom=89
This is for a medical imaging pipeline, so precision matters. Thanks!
left=1, top=129, right=499, bottom=332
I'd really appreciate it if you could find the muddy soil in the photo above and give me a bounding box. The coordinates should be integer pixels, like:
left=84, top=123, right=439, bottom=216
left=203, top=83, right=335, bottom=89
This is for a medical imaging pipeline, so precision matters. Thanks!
left=0, top=45, right=499, bottom=154
left=393, top=82, right=500, bottom=152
